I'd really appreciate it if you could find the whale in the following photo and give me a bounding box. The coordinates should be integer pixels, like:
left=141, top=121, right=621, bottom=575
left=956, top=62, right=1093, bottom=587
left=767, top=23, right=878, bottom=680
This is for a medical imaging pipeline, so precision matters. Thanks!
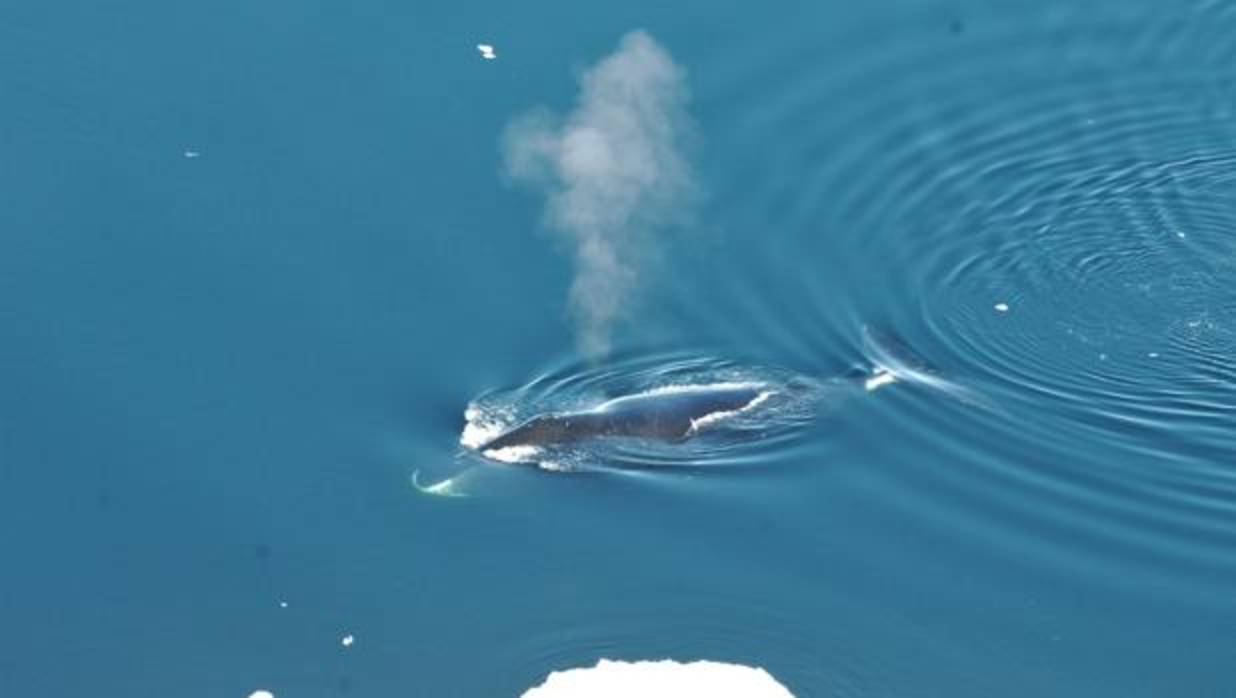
left=474, top=328, right=952, bottom=457
left=478, top=382, right=770, bottom=452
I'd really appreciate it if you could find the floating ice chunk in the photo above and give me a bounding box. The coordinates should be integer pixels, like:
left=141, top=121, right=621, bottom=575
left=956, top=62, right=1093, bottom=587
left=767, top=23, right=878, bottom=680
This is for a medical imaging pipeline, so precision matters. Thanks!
left=994, top=302, right=1010, bottom=313
left=522, top=659, right=795, bottom=697
left=341, top=634, right=355, bottom=647
left=183, top=150, right=200, bottom=158
left=1147, top=352, right=1159, bottom=358
left=248, top=691, right=274, bottom=698
left=477, top=43, right=497, bottom=59
left=278, top=600, right=288, bottom=608
left=1176, top=231, right=1186, bottom=239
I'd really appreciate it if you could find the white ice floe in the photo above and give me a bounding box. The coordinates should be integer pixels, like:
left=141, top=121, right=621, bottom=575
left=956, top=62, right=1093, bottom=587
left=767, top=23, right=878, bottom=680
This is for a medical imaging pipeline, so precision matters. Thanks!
left=994, top=302, right=1010, bottom=313
left=521, top=659, right=795, bottom=698
left=183, top=150, right=200, bottom=158
left=247, top=691, right=274, bottom=698
left=341, top=634, right=355, bottom=647
left=477, top=43, right=497, bottom=59
left=277, top=600, right=288, bottom=608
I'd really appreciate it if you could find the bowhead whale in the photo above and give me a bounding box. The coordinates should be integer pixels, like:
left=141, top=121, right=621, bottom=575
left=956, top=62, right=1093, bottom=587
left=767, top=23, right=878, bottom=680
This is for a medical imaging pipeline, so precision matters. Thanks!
left=479, top=383, right=770, bottom=452
left=475, top=328, right=947, bottom=456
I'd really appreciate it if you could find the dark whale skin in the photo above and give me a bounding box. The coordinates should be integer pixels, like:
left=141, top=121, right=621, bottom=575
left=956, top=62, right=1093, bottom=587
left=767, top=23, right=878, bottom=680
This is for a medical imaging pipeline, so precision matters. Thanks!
left=478, top=384, right=765, bottom=452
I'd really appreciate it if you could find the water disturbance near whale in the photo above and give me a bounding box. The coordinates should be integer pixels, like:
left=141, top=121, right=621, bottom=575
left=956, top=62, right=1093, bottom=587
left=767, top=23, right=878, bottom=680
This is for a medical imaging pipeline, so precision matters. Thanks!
left=410, top=329, right=983, bottom=494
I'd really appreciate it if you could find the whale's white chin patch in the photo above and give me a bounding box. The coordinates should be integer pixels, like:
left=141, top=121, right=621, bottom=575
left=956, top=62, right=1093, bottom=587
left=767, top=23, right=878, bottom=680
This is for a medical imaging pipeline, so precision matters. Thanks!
left=482, top=444, right=543, bottom=463
left=480, top=445, right=570, bottom=472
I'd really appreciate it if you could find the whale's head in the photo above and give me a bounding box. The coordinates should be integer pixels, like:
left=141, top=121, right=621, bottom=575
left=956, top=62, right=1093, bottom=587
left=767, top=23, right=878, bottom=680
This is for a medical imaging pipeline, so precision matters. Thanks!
left=480, top=414, right=585, bottom=452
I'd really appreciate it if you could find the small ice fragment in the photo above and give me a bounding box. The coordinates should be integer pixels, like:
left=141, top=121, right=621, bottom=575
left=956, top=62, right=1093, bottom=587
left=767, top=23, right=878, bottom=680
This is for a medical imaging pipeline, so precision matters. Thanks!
left=341, top=634, right=355, bottom=647
left=1176, top=231, right=1186, bottom=239
left=248, top=691, right=274, bottom=698
left=477, top=44, right=497, bottom=60
left=994, top=302, right=1010, bottom=313
left=278, top=600, right=288, bottom=608
left=1147, top=352, right=1159, bottom=358
left=183, top=150, right=200, bottom=158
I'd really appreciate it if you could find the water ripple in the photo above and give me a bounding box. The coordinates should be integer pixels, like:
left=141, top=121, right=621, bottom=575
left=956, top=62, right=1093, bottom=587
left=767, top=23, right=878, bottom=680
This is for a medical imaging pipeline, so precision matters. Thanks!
left=677, top=1, right=1236, bottom=597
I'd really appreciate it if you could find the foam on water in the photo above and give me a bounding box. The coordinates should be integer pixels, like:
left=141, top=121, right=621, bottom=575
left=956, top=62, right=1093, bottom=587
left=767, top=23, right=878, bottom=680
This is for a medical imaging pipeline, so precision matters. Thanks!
left=459, top=403, right=512, bottom=450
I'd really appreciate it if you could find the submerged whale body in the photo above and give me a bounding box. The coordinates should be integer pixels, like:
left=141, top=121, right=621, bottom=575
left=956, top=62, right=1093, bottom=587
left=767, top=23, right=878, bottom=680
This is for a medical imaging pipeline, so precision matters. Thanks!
left=478, top=383, right=768, bottom=452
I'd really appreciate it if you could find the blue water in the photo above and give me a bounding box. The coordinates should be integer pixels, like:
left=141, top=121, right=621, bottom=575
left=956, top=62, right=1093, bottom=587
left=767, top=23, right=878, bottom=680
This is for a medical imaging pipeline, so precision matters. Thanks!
left=3, top=0, right=1235, bottom=695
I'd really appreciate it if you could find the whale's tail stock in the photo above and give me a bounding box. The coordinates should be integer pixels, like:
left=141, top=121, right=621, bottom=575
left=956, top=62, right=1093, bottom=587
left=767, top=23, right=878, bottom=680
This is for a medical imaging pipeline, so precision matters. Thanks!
left=859, top=325, right=997, bottom=411
left=860, top=326, right=933, bottom=384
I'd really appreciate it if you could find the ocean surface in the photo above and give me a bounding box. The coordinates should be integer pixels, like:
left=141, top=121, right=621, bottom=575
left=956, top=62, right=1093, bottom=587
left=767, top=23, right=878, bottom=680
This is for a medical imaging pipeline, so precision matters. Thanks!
left=3, top=0, right=1235, bottom=695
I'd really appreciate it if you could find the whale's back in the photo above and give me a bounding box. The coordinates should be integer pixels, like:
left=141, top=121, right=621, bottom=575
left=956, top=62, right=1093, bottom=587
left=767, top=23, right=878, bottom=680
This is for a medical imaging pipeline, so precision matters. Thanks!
left=479, top=383, right=769, bottom=452
left=594, top=383, right=766, bottom=436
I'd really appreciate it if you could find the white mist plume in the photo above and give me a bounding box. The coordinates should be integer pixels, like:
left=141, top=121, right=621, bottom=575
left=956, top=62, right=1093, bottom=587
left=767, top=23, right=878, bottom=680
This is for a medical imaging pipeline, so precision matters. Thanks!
left=503, top=31, right=695, bottom=358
